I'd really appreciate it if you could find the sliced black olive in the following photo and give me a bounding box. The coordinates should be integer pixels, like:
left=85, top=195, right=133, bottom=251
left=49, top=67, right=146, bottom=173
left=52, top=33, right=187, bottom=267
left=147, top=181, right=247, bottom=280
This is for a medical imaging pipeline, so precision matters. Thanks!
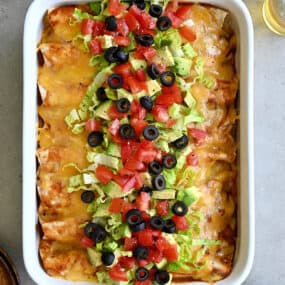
left=172, top=201, right=188, bottom=216
left=140, top=96, right=153, bottom=111
left=84, top=222, right=98, bottom=238
left=81, top=191, right=95, bottom=204
left=101, top=252, right=115, bottom=266
left=147, top=64, right=160, bottom=80
left=143, top=125, right=159, bottom=141
left=87, top=131, right=104, bottom=147
left=133, top=246, right=149, bottom=260
left=116, top=98, right=131, bottom=113
left=148, top=160, right=163, bottom=175
left=135, top=267, right=150, bottom=281
left=155, top=270, right=170, bottom=285
left=162, top=154, right=177, bottom=169
left=150, top=216, right=165, bottom=230
left=108, top=74, right=123, bottom=89
left=173, top=134, right=189, bottom=149
left=138, top=185, right=153, bottom=196
left=119, top=124, right=135, bottom=139
left=90, top=225, right=108, bottom=243
left=149, top=4, right=163, bottom=18
left=105, top=16, right=117, bottom=31
left=160, top=71, right=176, bottom=87
left=152, top=175, right=166, bottom=190
left=115, top=50, right=129, bottom=63
left=163, top=219, right=176, bottom=233
left=157, top=16, right=172, bottom=31
left=104, top=46, right=120, bottom=63
left=126, top=209, right=142, bottom=227
left=136, top=34, right=154, bottom=47
left=134, top=0, right=146, bottom=10
left=130, top=221, right=146, bottom=232
left=96, top=87, right=108, bottom=101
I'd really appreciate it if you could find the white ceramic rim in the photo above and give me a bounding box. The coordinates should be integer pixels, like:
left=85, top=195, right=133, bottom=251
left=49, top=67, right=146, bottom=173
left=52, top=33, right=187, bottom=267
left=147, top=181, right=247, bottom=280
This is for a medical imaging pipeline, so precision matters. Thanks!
left=22, top=0, right=255, bottom=284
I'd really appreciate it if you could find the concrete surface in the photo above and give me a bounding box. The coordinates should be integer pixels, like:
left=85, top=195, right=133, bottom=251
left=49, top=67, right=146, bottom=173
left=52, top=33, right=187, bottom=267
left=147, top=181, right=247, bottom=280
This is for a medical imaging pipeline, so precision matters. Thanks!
left=0, top=0, right=284, bottom=284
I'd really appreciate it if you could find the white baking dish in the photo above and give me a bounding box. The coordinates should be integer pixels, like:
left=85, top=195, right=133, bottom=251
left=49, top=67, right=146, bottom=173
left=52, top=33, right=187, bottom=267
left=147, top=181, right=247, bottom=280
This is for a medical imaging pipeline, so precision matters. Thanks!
left=23, top=0, right=254, bottom=284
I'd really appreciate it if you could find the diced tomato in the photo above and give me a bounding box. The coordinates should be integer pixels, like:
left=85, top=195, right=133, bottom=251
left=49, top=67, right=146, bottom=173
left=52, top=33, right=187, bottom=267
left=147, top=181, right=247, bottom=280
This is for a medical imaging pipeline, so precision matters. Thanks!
left=113, top=62, right=132, bottom=77
left=109, top=104, right=128, bottom=120
left=137, top=228, right=153, bottom=246
left=134, top=173, right=144, bottom=189
left=109, top=198, right=125, bottom=213
left=156, top=200, right=169, bottom=217
left=150, top=228, right=161, bottom=237
left=81, top=19, right=94, bottom=35
left=138, top=259, right=149, bottom=267
left=125, top=12, right=140, bottom=31
left=164, top=11, right=183, bottom=28
left=92, top=20, right=105, bottom=36
left=148, top=247, right=163, bottom=263
left=109, top=119, right=120, bottom=136
left=127, top=76, right=147, bottom=94
left=137, top=26, right=156, bottom=37
left=121, top=142, right=132, bottom=163
left=109, top=265, right=128, bottom=282
left=118, top=167, right=135, bottom=176
left=129, top=5, right=156, bottom=30
left=113, top=174, right=129, bottom=187
left=121, top=201, right=134, bottom=221
left=89, top=38, right=102, bottom=55
left=179, top=25, right=196, bottom=42
left=125, top=157, right=145, bottom=171
left=141, top=211, right=150, bottom=222
left=135, top=279, right=151, bottom=285
left=155, top=236, right=169, bottom=251
left=172, top=215, right=189, bottom=231
left=136, top=45, right=157, bottom=61
left=156, top=84, right=183, bottom=107
left=186, top=152, right=199, bottom=166
left=188, top=128, right=207, bottom=145
left=136, top=148, right=157, bottom=163
left=131, top=100, right=147, bottom=120
left=109, top=0, right=128, bottom=16
left=131, top=118, right=148, bottom=137
left=166, top=119, right=176, bottom=128
left=152, top=105, right=169, bottom=123
left=80, top=236, right=94, bottom=248
left=175, top=5, right=192, bottom=21
left=117, top=18, right=129, bottom=36
left=140, top=139, right=155, bottom=150
left=135, top=69, right=147, bottom=81
left=136, top=192, right=151, bottom=211
left=163, top=244, right=179, bottom=261
left=124, top=237, right=138, bottom=251
left=114, top=35, right=131, bottom=46
left=85, top=119, right=101, bottom=132
left=95, top=165, right=113, bottom=185
left=165, top=0, right=179, bottom=12
left=123, top=176, right=137, bottom=192
left=119, top=256, right=136, bottom=269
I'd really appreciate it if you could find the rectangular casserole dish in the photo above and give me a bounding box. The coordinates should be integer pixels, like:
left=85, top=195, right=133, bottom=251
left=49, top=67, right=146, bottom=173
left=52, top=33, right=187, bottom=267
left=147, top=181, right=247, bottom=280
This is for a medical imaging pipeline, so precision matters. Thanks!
left=23, top=0, right=254, bottom=284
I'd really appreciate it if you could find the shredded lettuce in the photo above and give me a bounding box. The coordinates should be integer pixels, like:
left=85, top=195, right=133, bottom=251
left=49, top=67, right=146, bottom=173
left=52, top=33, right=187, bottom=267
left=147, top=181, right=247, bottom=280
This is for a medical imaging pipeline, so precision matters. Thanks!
left=194, top=57, right=215, bottom=89
left=192, top=239, right=221, bottom=246
left=163, top=169, right=177, bottom=188
left=176, top=167, right=195, bottom=188
left=72, top=34, right=92, bottom=52
left=87, top=152, right=120, bottom=170
left=73, top=7, right=104, bottom=21
left=89, top=2, right=101, bottom=15
left=89, top=54, right=109, bottom=69
left=183, top=43, right=198, bottom=58
left=177, top=186, right=200, bottom=206
left=184, top=108, right=204, bottom=124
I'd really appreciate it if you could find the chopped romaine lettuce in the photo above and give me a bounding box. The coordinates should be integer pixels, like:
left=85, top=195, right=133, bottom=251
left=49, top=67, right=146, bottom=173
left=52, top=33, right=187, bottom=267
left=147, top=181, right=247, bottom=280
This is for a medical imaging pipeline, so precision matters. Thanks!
left=177, top=186, right=200, bottom=206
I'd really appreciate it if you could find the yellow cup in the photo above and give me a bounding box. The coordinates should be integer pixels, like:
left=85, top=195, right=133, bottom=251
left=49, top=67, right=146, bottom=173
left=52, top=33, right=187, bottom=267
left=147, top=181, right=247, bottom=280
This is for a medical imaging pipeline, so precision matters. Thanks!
left=263, top=0, right=285, bottom=35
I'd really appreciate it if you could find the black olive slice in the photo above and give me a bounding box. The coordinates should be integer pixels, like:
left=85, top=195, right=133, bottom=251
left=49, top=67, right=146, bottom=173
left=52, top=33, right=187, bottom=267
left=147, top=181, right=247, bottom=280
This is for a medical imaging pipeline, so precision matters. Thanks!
left=147, top=64, right=161, bottom=79
left=90, top=226, right=107, bottom=243
left=138, top=185, right=153, bottom=196
left=140, top=96, right=153, bottom=111
left=152, top=175, right=166, bottom=190
left=150, top=216, right=165, bottom=230
left=87, top=131, right=104, bottom=147
left=160, top=71, right=176, bottom=87
left=149, top=4, right=163, bottom=18
left=143, top=125, right=159, bottom=141
left=104, top=47, right=120, bottom=63
left=148, top=160, right=163, bottom=175
left=81, top=191, right=95, bottom=204
left=133, top=246, right=149, bottom=260
left=130, top=221, right=146, bottom=232
left=155, top=270, right=170, bottom=285
left=162, top=154, right=177, bottom=169
left=84, top=222, right=99, bottom=238
left=119, top=124, right=135, bottom=139
left=163, top=219, right=176, bottom=233
left=135, top=267, right=150, bottom=281
left=101, top=252, right=115, bottom=266
left=96, top=87, right=108, bottom=101
left=108, top=74, right=123, bottom=89
left=136, top=34, right=154, bottom=47
left=134, top=0, right=146, bottom=10
left=105, top=16, right=117, bottom=31
left=172, top=201, right=188, bottom=216
left=126, top=209, right=142, bottom=226
left=116, top=98, right=131, bottom=113
left=115, top=50, right=129, bottom=63
left=157, top=16, right=172, bottom=31
left=173, top=134, right=189, bottom=149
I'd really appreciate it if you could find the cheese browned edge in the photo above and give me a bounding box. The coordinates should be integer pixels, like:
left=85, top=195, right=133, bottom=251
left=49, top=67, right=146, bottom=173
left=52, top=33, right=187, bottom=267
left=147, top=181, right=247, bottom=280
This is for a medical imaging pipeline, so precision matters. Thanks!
left=37, top=4, right=238, bottom=284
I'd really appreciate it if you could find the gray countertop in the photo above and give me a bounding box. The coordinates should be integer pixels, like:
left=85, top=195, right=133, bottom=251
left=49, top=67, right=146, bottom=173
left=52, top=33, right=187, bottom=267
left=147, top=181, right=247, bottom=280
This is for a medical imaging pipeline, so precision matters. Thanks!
left=0, top=0, right=284, bottom=284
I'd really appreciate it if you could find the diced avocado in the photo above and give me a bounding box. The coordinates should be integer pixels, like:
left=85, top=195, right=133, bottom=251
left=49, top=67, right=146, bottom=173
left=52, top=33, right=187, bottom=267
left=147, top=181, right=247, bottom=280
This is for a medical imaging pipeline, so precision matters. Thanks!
left=153, top=46, right=175, bottom=67
left=153, top=189, right=176, bottom=200
left=140, top=172, right=152, bottom=186
left=96, top=35, right=114, bottom=49
left=183, top=43, right=197, bottom=58
left=177, top=186, right=201, bottom=206
left=130, top=53, right=147, bottom=70
left=94, top=100, right=113, bottom=120
left=106, top=143, right=121, bottom=157
left=173, top=57, right=192, bottom=77
left=71, top=123, right=85, bottom=134
left=93, top=202, right=110, bottom=217
left=173, top=118, right=187, bottom=133
left=105, top=88, right=117, bottom=100
left=120, top=117, right=129, bottom=125
left=87, top=248, right=102, bottom=267
left=103, top=181, right=125, bottom=198
left=184, top=90, right=196, bottom=108
left=168, top=103, right=182, bottom=119
left=184, top=109, right=204, bottom=124
left=146, top=80, right=161, bottom=96
left=133, top=90, right=148, bottom=100
left=175, top=145, right=192, bottom=169
left=117, top=89, right=134, bottom=102
left=83, top=173, right=98, bottom=184
left=172, top=47, right=184, bottom=57
left=156, top=258, right=167, bottom=269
